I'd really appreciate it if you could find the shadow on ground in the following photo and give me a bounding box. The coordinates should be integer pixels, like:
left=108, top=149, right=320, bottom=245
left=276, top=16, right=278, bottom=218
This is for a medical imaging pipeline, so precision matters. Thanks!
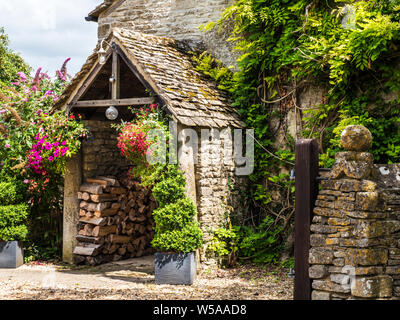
left=59, top=255, right=155, bottom=284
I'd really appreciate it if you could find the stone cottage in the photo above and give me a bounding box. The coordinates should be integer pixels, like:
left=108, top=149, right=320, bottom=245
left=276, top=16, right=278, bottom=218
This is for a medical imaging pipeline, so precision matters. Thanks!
left=53, top=4, right=247, bottom=266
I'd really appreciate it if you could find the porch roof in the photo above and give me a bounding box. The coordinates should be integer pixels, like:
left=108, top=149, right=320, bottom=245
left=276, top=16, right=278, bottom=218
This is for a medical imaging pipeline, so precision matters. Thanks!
left=53, top=28, right=245, bottom=128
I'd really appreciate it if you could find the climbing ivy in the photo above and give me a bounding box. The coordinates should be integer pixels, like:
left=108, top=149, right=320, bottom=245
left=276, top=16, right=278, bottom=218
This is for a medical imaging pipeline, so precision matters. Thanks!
left=196, top=0, right=400, bottom=263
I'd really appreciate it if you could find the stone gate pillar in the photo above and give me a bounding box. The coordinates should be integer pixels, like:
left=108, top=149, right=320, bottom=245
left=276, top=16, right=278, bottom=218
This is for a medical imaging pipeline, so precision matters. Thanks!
left=309, top=125, right=396, bottom=300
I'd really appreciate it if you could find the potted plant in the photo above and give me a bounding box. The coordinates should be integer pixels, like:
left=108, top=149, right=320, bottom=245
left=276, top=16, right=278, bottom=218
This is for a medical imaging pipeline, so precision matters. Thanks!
left=150, top=166, right=203, bottom=285
left=115, top=106, right=203, bottom=284
left=0, top=181, right=29, bottom=268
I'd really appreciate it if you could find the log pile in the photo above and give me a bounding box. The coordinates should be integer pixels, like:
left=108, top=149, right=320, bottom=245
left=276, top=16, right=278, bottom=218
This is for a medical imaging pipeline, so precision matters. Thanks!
left=73, top=175, right=156, bottom=266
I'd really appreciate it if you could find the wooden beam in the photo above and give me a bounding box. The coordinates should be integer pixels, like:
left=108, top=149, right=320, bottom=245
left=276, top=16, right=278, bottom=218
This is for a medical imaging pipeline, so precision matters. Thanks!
left=72, top=97, right=155, bottom=108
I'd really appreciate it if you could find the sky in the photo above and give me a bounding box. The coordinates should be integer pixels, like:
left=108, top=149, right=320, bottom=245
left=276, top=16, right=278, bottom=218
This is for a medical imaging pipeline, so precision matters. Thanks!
left=0, top=0, right=101, bottom=78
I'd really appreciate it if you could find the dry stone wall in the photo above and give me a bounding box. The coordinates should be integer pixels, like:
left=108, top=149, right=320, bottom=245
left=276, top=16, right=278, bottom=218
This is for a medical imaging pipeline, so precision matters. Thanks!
left=310, top=125, right=400, bottom=300
left=81, top=120, right=130, bottom=179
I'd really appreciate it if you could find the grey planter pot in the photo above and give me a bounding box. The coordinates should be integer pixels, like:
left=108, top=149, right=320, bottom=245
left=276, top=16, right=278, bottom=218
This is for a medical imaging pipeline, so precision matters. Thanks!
left=0, top=241, right=24, bottom=268
left=154, top=252, right=196, bottom=285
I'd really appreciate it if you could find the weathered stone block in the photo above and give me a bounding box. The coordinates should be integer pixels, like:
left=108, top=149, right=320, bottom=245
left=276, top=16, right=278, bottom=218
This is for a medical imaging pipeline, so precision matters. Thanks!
left=334, top=200, right=355, bottom=211
left=332, top=258, right=345, bottom=267
left=340, top=179, right=377, bottom=192
left=309, top=265, right=328, bottom=279
left=312, top=278, right=351, bottom=293
left=344, top=161, right=372, bottom=180
left=311, top=290, right=331, bottom=300
left=310, top=234, right=327, bottom=247
left=320, top=179, right=342, bottom=191
left=356, top=192, right=378, bottom=211
left=313, top=207, right=344, bottom=218
left=345, top=210, right=387, bottom=219
left=317, top=194, right=336, bottom=201
left=310, top=224, right=339, bottom=234
left=353, top=221, right=388, bottom=239
left=345, top=248, right=388, bottom=266
left=325, top=238, right=339, bottom=246
left=351, top=275, right=392, bottom=298
left=312, top=215, right=328, bottom=224
left=386, top=266, right=400, bottom=275
left=328, top=218, right=350, bottom=226
left=315, top=200, right=335, bottom=209
left=309, top=248, right=334, bottom=265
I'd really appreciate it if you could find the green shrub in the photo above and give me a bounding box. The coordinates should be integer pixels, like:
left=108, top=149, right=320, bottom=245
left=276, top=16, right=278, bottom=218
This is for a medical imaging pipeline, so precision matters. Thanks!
left=0, top=203, right=29, bottom=241
left=0, top=181, right=24, bottom=205
left=0, top=225, right=28, bottom=242
left=151, top=222, right=203, bottom=253
left=151, top=176, right=186, bottom=207
left=208, top=217, right=283, bottom=265
left=152, top=198, right=197, bottom=232
left=149, top=164, right=203, bottom=253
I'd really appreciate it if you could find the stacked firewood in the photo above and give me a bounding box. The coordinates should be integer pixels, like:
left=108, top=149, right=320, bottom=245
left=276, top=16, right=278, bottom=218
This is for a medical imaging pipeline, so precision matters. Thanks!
left=73, top=175, right=156, bottom=266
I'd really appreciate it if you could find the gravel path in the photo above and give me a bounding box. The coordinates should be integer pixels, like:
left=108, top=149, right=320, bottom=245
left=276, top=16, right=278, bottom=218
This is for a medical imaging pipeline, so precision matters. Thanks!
left=0, top=256, right=293, bottom=300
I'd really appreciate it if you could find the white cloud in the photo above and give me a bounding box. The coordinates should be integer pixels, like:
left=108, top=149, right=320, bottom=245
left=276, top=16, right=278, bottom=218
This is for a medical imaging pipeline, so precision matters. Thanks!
left=0, top=0, right=102, bottom=77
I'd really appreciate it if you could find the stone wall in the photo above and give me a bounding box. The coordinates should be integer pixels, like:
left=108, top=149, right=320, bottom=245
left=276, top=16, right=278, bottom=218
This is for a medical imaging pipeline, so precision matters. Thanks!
left=194, top=127, right=245, bottom=267
left=309, top=125, right=400, bottom=300
left=81, top=120, right=130, bottom=179
left=96, top=0, right=238, bottom=68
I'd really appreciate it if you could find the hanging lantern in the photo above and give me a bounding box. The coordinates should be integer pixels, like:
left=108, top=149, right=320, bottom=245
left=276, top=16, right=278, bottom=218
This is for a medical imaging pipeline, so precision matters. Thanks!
left=105, top=106, right=118, bottom=120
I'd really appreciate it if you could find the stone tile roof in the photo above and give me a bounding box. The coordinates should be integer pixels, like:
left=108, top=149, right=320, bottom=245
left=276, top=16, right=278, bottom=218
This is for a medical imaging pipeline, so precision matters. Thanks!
left=53, top=28, right=245, bottom=128
left=87, top=0, right=114, bottom=19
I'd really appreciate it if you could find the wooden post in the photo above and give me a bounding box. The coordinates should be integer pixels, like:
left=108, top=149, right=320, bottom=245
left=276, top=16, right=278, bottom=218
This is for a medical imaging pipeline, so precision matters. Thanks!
left=294, top=139, right=319, bottom=300
left=112, top=51, right=120, bottom=100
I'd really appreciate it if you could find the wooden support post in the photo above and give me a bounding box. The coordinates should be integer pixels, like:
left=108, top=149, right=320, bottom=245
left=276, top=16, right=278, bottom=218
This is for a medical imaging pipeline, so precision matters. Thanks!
left=112, top=51, right=120, bottom=100
left=294, top=139, right=319, bottom=300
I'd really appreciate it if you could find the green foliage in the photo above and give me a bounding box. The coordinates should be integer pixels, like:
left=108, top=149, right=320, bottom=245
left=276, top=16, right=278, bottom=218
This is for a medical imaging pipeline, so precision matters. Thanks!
left=151, top=222, right=203, bottom=253
left=152, top=198, right=197, bottom=231
left=238, top=216, right=282, bottom=264
left=0, top=181, right=24, bottom=205
left=150, top=166, right=203, bottom=253
left=0, top=225, right=28, bottom=242
left=151, top=177, right=187, bottom=207
left=0, top=204, right=29, bottom=241
left=209, top=226, right=239, bottom=258
left=0, top=39, right=82, bottom=259
left=200, top=0, right=400, bottom=264
left=209, top=216, right=283, bottom=265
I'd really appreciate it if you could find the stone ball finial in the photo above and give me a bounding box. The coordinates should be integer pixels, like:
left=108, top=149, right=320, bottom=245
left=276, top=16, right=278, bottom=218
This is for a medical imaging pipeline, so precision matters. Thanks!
left=340, top=125, right=372, bottom=151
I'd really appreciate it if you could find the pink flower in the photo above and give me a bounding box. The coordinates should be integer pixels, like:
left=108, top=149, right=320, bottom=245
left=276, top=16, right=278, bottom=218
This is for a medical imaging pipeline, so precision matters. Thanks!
left=23, top=179, right=30, bottom=184
left=17, top=72, right=27, bottom=82
left=4, top=143, right=10, bottom=148
left=48, top=156, right=54, bottom=162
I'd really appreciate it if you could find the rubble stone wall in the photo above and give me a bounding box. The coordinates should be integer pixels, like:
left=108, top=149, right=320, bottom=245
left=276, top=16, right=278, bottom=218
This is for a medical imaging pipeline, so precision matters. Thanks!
left=310, top=125, right=400, bottom=300
left=194, top=127, right=245, bottom=267
left=81, top=120, right=130, bottom=180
